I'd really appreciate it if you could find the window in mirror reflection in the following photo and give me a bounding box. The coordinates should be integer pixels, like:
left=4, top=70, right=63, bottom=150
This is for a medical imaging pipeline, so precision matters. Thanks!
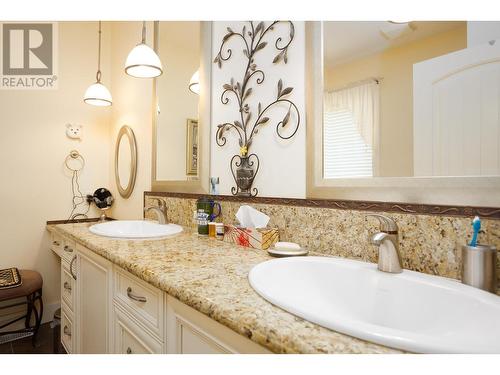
left=322, top=21, right=500, bottom=178
left=323, top=81, right=378, bottom=178
left=156, top=21, right=200, bottom=181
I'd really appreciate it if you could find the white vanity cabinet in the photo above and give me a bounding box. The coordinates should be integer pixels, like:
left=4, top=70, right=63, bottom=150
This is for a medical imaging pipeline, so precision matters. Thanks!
left=51, top=230, right=270, bottom=354
left=53, top=234, right=113, bottom=354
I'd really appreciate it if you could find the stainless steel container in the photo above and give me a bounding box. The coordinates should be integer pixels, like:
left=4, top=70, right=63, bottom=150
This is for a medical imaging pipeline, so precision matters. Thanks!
left=461, top=244, right=497, bottom=293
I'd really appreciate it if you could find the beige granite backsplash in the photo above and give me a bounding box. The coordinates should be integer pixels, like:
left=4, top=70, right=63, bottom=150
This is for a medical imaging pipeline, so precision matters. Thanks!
left=144, top=194, right=500, bottom=284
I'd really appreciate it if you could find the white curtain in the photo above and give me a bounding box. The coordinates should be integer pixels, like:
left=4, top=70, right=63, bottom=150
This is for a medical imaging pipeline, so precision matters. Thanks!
left=324, top=81, right=379, bottom=148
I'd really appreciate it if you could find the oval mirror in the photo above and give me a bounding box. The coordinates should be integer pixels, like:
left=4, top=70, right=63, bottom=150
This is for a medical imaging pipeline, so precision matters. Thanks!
left=115, top=125, right=137, bottom=198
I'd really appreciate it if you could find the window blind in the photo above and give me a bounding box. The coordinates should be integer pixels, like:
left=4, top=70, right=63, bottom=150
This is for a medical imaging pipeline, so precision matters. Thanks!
left=323, top=109, right=373, bottom=178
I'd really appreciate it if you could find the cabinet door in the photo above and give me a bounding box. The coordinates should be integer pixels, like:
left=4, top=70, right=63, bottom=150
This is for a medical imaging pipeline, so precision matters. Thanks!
left=166, top=295, right=270, bottom=354
left=176, top=318, right=231, bottom=354
left=75, top=245, right=113, bottom=353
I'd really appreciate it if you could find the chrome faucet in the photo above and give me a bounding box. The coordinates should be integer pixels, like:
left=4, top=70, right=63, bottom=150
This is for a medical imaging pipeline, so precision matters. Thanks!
left=144, top=198, right=168, bottom=224
left=367, top=214, right=403, bottom=274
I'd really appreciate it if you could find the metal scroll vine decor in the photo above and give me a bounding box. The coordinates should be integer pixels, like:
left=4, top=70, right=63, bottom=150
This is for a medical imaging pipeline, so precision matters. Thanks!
left=214, top=21, right=300, bottom=197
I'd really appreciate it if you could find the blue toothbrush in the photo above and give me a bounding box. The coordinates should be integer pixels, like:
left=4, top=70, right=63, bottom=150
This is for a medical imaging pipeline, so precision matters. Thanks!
left=470, top=216, right=481, bottom=247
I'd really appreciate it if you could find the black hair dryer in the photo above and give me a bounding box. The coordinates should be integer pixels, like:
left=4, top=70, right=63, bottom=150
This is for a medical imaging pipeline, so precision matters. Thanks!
left=87, top=188, right=114, bottom=222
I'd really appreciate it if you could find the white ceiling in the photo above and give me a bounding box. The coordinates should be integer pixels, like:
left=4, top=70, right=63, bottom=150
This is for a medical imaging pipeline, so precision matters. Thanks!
left=323, top=21, right=465, bottom=68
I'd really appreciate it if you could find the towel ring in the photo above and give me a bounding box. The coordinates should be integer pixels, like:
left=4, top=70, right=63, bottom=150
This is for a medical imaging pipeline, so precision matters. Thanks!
left=65, top=150, right=85, bottom=172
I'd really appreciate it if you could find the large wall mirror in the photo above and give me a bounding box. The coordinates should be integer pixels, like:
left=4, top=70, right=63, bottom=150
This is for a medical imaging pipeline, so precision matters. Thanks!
left=152, top=21, right=212, bottom=193
left=307, top=21, right=500, bottom=206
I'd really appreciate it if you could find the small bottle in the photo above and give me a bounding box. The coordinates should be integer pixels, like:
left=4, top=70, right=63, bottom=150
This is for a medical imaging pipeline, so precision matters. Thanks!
left=208, top=222, right=217, bottom=238
left=215, top=223, right=224, bottom=240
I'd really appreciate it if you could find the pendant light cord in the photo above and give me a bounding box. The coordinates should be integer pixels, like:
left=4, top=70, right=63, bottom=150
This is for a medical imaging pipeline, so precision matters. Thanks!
left=96, top=21, right=102, bottom=83
left=141, top=21, right=146, bottom=44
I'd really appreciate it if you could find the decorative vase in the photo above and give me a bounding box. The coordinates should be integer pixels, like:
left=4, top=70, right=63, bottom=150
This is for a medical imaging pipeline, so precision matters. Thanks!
left=231, top=154, right=260, bottom=197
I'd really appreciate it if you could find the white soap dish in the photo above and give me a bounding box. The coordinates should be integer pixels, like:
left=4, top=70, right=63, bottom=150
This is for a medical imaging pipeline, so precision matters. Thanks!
left=267, top=246, right=309, bottom=257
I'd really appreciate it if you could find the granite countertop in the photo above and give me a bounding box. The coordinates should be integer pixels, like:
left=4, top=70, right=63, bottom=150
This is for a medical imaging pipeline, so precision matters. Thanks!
left=47, top=222, right=402, bottom=354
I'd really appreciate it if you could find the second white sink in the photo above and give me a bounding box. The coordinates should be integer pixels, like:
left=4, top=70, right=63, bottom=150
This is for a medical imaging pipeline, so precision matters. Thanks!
left=89, top=220, right=183, bottom=239
left=249, top=256, right=500, bottom=353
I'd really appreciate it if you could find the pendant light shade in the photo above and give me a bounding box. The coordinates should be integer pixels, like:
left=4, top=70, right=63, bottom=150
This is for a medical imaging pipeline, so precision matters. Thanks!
left=84, top=21, right=112, bottom=106
left=188, top=69, right=200, bottom=94
left=84, top=82, right=113, bottom=106
left=125, top=22, right=163, bottom=78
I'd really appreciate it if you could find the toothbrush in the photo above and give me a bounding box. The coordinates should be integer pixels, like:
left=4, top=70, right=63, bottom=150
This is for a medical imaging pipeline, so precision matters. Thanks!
left=470, top=216, right=481, bottom=247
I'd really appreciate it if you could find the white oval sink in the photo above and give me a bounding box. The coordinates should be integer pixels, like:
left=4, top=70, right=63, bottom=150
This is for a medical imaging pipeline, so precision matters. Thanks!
left=89, top=220, right=183, bottom=239
left=249, top=256, right=500, bottom=353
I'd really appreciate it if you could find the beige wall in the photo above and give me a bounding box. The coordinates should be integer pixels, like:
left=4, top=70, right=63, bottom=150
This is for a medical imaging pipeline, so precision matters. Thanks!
left=107, top=22, right=154, bottom=219
left=0, top=22, right=112, bottom=319
left=325, top=24, right=467, bottom=177
left=0, top=22, right=154, bottom=322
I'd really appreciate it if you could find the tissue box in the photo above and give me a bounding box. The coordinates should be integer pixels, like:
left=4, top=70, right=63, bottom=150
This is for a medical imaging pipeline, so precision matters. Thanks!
left=223, top=225, right=279, bottom=250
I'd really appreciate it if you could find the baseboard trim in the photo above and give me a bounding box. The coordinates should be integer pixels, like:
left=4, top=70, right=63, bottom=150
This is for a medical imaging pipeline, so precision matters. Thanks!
left=41, top=302, right=60, bottom=325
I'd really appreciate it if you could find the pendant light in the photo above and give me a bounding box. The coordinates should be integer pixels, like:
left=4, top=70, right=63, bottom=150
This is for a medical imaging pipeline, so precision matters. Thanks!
left=380, top=21, right=416, bottom=41
left=84, top=21, right=112, bottom=106
left=125, top=21, right=163, bottom=78
left=188, top=69, right=200, bottom=94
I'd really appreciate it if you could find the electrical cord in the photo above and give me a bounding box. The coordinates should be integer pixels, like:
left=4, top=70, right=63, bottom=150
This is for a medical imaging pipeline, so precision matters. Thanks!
left=65, top=150, right=90, bottom=222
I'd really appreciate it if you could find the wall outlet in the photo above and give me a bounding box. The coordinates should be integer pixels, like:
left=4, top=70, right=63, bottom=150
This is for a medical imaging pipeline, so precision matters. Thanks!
left=66, top=123, right=83, bottom=140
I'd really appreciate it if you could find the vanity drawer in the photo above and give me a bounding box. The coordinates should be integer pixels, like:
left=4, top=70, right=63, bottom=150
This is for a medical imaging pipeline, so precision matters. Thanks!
left=61, top=267, right=75, bottom=312
left=50, top=233, right=63, bottom=257
left=61, top=238, right=76, bottom=264
left=61, top=308, right=74, bottom=354
left=113, top=304, right=163, bottom=354
left=113, top=267, right=164, bottom=339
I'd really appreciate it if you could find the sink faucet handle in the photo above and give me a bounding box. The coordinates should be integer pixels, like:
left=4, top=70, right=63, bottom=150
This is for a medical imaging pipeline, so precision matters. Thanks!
left=152, top=198, right=166, bottom=209
left=366, top=214, right=398, bottom=233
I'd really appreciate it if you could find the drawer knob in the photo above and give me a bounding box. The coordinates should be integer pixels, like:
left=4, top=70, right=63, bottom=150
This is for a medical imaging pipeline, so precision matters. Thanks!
left=63, top=245, right=73, bottom=252
left=126, top=287, right=147, bottom=303
left=63, top=325, right=71, bottom=337
left=63, top=282, right=72, bottom=291
left=53, top=241, right=60, bottom=246
left=126, top=347, right=132, bottom=354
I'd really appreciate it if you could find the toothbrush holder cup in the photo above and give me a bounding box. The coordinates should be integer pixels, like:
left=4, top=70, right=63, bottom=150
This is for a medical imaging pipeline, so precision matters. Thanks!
left=461, top=244, right=497, bottom=293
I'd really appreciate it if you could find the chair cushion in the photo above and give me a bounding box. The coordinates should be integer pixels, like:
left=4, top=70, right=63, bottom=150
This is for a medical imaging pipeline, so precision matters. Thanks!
left=0, top=270, right=43, bottom=302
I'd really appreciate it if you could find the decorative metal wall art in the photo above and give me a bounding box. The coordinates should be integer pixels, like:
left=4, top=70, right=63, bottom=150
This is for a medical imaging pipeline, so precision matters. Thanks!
left=214, top=21, right=300, bottom=197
